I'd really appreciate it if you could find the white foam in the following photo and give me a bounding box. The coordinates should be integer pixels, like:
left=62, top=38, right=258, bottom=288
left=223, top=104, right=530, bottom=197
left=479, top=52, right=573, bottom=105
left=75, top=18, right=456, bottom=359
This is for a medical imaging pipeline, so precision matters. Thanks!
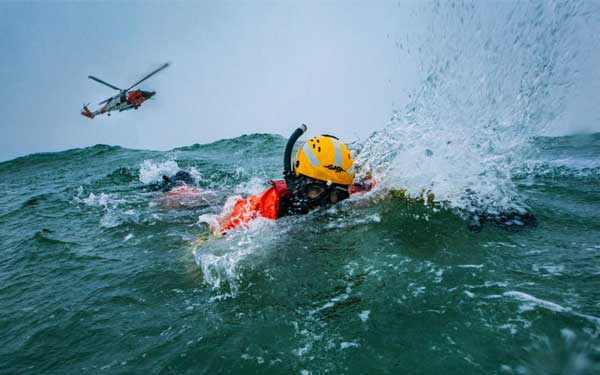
left=138, top=159, right=180, bottom=184
left=458, top=264, right=484, bottom=269
left=188, top=166, right=202, bottom=182
left=532, top=264, right=565, bottom=276
left=79, top=192, right=122, bottom=207
left=234, top=177, right=266, bottom=195
left=504, top=291, right=569, bottom=313
left=193, top=216, right=281, bottom=297
left=340, top=341, right=360, bottom=350
left=561, top=328, right=576, bottom=344
left=294, top=344, right=312, bottom=358
left=499, top=324, right=517, bottom=335
left=503, top=291, right=600, bottom=327
left=75, top=192, right=133, bottom=228
left=324, top=213, right=382, bottom=230
left=358, top=310, right=371, bottom=322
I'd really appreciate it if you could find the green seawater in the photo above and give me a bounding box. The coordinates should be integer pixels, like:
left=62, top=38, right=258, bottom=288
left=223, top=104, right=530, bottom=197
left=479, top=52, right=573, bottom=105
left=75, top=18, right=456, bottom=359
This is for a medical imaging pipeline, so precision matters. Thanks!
left=1, top=133, right=599, bottom=374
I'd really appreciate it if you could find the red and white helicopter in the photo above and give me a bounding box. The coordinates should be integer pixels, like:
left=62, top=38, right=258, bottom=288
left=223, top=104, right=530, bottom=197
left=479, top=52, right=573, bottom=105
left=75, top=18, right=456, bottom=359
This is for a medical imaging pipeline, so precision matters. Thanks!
left=81, top=62, right=170, bottom=119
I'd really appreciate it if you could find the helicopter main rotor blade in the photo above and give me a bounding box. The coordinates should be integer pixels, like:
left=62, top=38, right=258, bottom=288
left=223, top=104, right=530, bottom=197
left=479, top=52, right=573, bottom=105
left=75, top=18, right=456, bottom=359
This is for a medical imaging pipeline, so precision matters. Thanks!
left=126, top=62, right=170, bottom=91
left=98, top=96, right=113, bottom=105
left=88, top=76, right=122, bottom=91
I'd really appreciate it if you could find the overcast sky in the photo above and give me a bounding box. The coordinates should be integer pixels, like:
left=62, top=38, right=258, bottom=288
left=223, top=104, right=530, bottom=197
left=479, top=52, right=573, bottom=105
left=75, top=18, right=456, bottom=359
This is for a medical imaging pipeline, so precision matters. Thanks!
left=0, top=1, right=423, bottom=161
left=1, top=1, right=598, bottom=162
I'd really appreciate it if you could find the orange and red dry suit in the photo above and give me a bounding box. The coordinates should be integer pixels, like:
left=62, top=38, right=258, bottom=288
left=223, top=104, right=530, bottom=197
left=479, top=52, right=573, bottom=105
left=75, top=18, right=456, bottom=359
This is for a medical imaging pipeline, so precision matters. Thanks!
left=219, top=180, right=288, bottom=232
left=219, top=179, right=374, bottom=233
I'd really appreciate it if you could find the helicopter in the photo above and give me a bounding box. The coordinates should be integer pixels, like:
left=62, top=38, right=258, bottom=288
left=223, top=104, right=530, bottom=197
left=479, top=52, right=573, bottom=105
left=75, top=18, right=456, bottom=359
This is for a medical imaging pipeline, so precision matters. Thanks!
left=81, top=62, right=170, bottom=119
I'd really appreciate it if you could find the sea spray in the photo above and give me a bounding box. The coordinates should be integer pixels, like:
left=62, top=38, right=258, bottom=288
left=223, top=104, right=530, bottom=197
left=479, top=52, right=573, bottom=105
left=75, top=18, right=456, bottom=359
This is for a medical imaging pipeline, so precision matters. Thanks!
left=138, top=159, right=181, bottom=184
left=193, top=216, right=280, bottom=299
left=355, top=0, right=594, bottom=217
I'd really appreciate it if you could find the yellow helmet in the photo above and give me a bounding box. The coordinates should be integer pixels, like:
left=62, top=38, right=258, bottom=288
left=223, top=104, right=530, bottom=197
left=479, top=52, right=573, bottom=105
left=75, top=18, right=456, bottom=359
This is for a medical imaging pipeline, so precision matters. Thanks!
left=294, top=135, right=355, bottom=186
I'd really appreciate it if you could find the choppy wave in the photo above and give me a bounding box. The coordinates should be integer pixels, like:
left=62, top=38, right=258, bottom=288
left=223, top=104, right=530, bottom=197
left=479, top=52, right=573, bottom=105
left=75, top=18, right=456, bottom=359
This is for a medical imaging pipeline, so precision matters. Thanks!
left=2, top=136, right=599, bottom=375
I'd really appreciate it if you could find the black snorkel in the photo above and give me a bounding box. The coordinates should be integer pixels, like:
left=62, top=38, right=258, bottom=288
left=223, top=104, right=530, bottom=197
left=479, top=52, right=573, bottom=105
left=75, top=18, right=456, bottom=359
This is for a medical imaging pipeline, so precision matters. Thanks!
left=283, top=124, right=307, bottom=179
left=279, top=124, right=309, bottom=215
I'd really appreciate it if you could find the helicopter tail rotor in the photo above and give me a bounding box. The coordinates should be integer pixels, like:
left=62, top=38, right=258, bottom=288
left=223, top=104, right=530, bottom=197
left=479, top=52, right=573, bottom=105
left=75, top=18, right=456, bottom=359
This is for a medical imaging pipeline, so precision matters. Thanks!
left=81, top=104, right=95, bottom=119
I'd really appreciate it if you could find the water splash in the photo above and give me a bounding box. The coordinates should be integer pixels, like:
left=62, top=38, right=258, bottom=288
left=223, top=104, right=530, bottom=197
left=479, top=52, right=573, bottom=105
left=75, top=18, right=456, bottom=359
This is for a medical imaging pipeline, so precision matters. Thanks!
left=356, top=0, right=595, bottom=216
left=74, top=191, right=135, bottom=228
left=234, top=176, right=267, bottom=195
left=138, top=159, right=181, bottom=184
left=193, top=217, right=280, bottom=299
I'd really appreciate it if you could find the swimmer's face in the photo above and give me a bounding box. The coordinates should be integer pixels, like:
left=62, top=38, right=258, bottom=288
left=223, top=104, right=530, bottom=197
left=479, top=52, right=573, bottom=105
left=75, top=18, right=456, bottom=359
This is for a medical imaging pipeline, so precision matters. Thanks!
left=304, top=182, right=348, bottom=204
left=306, top=184, right=326, bottom=200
